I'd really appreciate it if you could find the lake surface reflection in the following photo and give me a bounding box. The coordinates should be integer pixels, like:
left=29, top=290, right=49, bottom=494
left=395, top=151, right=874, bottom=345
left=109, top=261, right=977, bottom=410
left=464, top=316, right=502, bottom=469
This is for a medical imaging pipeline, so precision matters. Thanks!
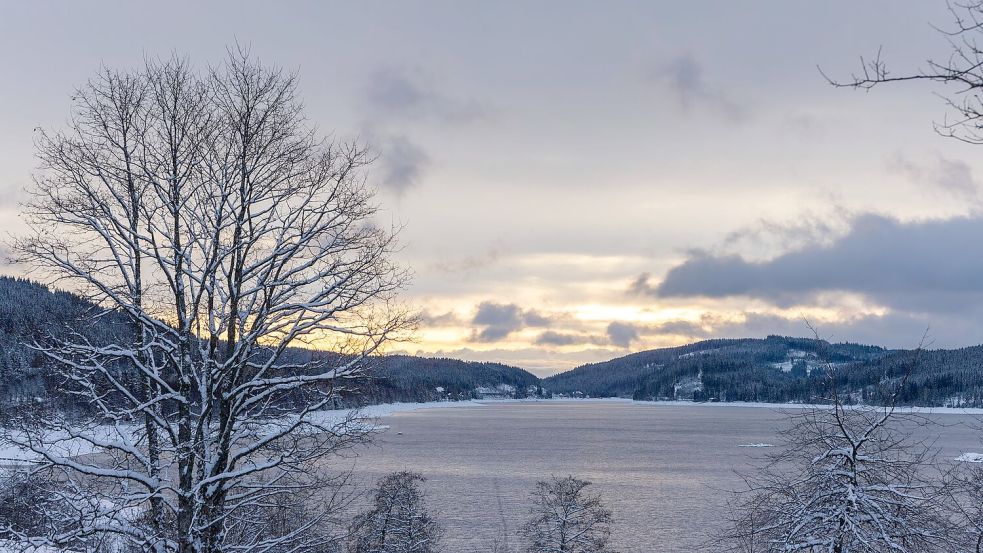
left=342, top=400, right=982, bottom=552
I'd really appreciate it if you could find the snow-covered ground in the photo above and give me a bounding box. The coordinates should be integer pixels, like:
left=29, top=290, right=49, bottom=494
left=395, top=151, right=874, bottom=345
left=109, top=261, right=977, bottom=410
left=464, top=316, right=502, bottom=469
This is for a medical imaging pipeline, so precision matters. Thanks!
left=0, top=401, right=489, bottom=465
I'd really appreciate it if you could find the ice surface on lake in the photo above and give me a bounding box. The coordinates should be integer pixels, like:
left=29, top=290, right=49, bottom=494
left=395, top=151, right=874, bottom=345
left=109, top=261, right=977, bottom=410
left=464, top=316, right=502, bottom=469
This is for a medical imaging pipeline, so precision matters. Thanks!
left=956, top=452, right=983, bottom=463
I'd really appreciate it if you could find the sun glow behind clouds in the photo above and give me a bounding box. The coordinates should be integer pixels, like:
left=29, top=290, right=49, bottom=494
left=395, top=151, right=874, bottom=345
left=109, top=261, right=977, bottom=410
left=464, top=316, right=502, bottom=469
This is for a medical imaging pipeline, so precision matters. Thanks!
left=389, top=239, right=917, bottom=374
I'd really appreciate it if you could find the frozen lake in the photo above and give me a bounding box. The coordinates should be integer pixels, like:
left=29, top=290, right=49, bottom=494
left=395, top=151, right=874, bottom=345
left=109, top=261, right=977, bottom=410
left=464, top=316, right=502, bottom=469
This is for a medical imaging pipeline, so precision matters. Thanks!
left=341, top=400, right=983, bottom=552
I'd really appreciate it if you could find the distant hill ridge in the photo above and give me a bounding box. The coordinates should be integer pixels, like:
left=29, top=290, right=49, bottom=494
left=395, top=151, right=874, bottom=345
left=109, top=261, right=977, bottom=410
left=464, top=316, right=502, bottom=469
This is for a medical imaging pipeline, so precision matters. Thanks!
left=0, top=277, right=540, bottom=417
left=3, top=276, right=983, bottom=411
left=544, top=336, right=983, bottom=407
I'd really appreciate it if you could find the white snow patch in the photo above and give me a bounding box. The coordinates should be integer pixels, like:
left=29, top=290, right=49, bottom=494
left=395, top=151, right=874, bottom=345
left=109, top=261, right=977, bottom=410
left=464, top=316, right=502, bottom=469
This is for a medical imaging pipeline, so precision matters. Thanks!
left=738, top=443, right=775, bottom=448
left=957, top=452, right=983, bottom=463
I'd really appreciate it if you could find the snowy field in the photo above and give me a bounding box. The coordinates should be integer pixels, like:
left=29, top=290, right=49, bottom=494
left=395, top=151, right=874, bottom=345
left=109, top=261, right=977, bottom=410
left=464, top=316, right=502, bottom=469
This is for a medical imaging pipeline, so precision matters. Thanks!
left=338, top=399, right=983, bottom=552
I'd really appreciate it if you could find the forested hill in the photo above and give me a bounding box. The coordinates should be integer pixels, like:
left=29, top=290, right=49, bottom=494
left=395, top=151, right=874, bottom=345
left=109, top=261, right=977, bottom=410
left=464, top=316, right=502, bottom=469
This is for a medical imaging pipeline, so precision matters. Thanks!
left=359, top=355, right=540, bottom=403
left=0, top=277, right=539, bottom=417
left=10, top=276, right=983, bottom=409
left=542, top=336, right=983, bottom=407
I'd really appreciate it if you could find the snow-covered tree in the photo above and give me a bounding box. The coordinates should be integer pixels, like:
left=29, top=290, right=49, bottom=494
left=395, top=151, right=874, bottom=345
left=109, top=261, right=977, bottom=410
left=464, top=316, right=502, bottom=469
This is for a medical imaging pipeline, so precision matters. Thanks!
left=725, top=405, right=955, bottom=552
left=347, top=472, right=441, bottom=553
left=4, top=49, right=409, bottom=552
left=943, top=462, right=983, bottom=553
left=721, top=337, right=956, bottom=552
left=519, top=476, right=615, bottom=553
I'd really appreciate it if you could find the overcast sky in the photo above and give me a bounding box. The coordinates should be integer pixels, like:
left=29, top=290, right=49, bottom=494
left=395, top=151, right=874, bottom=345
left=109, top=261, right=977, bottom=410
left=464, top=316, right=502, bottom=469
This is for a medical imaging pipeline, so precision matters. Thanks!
left=2, top=1, right=982, bottom=375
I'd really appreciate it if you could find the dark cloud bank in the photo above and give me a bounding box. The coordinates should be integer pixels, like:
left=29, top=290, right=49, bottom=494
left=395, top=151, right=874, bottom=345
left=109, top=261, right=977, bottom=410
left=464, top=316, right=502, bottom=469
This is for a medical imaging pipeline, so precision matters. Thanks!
left=651, top=213, right=983, bottom=314
left=631, top=213, right=983, bottom=348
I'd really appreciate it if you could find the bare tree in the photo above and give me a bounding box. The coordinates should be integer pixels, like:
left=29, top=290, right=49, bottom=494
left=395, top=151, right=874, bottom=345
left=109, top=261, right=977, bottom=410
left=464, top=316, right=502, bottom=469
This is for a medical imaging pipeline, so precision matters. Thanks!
left=719, top=335, right=957, bottom=552
left=3, top=49, right=410, bottom=553
left=519, top=476, right=616, bottom=553
left=347, top=471, right=441, bottom=553
left=825, top=1, right=983, bottom=144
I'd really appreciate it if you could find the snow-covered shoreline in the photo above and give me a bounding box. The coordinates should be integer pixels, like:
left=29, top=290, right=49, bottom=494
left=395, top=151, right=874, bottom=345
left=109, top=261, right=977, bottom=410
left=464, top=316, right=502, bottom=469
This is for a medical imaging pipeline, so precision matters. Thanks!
left=354, top=397, right=983, bottom=416
left=420, top=396, right=983, bottom=416
left=627, top=398, right=983, bottom=415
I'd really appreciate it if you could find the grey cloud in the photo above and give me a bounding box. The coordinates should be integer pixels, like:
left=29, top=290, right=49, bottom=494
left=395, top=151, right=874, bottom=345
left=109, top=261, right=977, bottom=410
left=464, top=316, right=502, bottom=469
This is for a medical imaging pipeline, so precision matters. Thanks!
left=602, top=319, right=706, bottom=343
left=651, top=319, right=706, bottom=336
left=471, top=301, right=552, bottom=343
left=653, top=213, right=983, bottom=314
left=473, top=302, right=523, bottom=327
left=474, top=324, right=514, bottom=343
left=365, top=67, right=488, bottom=124
left=655, top=54, right=746, bottom=122
left=628, top=272, right=658, bottom=296
left=535, top=331, right=583, bottom=346
left=523, top=311, right=551, bottom=327
left=419, top=310, right=464, bottom=327
left=430, top=244, right=503, bottom=274
left=889, top=152, right=980, bottom=203
left=366, top=68, right=425, bottom=114
left=722, top=215, right=841, bottom=254
left=606, top=321, right=639, bottom=348
left=364, top=66, right=491, bottom=195
left=378, top=134, right=431, bottom=195
left=934, top=158, right=977, bottom=200
left=534, top=330, right=608, bottom=347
